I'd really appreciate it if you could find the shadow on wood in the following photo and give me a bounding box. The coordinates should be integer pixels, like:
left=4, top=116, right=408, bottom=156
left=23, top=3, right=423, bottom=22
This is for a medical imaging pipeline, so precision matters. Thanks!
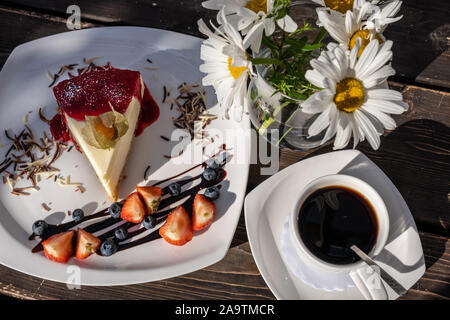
left=359, top=119, right=450, bottom=237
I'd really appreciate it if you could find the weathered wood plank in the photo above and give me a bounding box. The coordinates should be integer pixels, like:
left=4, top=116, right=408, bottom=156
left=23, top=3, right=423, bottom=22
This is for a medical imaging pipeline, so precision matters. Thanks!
left=0, top=6, right=97, bottom=67
left=399, top=232, right=450, bottom=300
left=0, top=243, right=274, bottom=300
left=3, top=0, right=449, bottom=85
left=1, top=0, right=214, bottom=37
left=0, top=232, right=448, bottom=300
left=383, top=1, right=450, bottom=85
left=417, top=50, right=450, bottom=89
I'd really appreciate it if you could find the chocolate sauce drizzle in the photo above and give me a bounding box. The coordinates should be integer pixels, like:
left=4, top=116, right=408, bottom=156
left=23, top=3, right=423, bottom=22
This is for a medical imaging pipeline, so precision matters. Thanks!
left=30, top=148, right=229, bottom=255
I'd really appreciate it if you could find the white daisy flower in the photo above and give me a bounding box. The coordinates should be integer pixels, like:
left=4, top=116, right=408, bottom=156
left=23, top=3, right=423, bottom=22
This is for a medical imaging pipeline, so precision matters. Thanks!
left=316, top=0, right=402, bottom=57
left=316, top=1, right=384, bottom=57
left=302, top=39, right=409, bottom=150
left=198, top=9, right=252, bottom=121
left=365, top=1, right=403, bottom=33
left=312, top=0, right=372, bottom=14
left=202, top=0, right=298, bottom=53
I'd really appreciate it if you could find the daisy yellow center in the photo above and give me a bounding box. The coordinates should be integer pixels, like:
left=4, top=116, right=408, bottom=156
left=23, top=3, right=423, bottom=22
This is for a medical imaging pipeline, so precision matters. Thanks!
left=334, top=78, right=365, bottom=113
left=349, top=30, right=383, bottom=57
left=227, top=57, right=247, bottom=80
left=245, top=0, right=267, bottom=14
left=324, top=0, right=353, bottom=14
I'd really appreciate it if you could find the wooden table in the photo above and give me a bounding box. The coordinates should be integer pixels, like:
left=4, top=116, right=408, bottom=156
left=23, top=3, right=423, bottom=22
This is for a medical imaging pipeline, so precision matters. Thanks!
left=0, top=0, right=448, bottom=300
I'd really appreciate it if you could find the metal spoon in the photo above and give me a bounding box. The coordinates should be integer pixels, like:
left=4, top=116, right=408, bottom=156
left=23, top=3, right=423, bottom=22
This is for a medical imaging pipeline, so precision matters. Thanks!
left=350, top=245, right=408, bottom=297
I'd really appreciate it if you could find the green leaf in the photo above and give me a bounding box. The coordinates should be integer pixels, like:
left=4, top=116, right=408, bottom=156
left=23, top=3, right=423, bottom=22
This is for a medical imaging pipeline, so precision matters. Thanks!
left=262, top=35, right=278, bottom=52
left=282, top=37, right=308, bottom=59
left=285, top=37, right=307, bottom=48
left=302, top=43, right=324, bottom=52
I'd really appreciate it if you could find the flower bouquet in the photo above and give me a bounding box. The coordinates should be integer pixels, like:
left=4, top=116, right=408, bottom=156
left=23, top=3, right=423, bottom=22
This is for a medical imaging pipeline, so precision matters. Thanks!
left=197, top=0, right=408, bottom=150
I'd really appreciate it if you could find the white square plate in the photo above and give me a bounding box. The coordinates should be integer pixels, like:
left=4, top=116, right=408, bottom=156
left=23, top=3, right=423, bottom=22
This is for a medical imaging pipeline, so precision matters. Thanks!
left=0, top=27, right=251, bottom=285
left=245, top=150, right=425, bottom=299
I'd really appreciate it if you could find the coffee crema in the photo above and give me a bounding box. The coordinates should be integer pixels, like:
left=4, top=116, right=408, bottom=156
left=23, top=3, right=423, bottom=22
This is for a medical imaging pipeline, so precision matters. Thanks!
left=297, top=186, right=378, bottom=265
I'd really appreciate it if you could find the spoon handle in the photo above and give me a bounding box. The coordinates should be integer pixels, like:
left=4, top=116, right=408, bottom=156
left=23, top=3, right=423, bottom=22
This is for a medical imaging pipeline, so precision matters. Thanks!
left=350, top=245, right=408, bottom=297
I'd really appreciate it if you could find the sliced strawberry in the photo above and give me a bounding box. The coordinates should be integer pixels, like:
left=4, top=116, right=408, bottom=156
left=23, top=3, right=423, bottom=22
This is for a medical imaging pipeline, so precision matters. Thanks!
left=121, top=192, right=146, bottom=223
left=136, top=186, right=162, bottom=214
left=159, top=206, right=193, bottom=246
left=42, top=230, right=75, bottom=263
left=75, top=228, right=101, bottom=260
left=192, top=194, right=216, bottom=231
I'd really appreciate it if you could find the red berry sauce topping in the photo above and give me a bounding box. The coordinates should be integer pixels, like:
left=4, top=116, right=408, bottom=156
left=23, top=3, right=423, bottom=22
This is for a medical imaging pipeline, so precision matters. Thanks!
left=50, top=66, right=160, bottom=145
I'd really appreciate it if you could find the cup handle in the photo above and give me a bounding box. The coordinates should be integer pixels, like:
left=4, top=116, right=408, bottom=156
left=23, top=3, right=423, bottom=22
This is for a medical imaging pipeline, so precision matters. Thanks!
left=349, top=267, right=388, bottom=300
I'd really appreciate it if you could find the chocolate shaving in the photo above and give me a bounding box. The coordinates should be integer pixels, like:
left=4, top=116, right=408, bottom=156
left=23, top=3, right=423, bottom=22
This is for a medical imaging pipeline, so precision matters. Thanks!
left=4, top=130, right=15, bottom=142
left=0, top=118, right=77, bottom=196
left=12, top=189, right=30, bottom=196
left=0, top=157, right=10, bottom=167
left=144, top=165, right=151, bottom=180
left=0, top=159, right=12, bottom=174
left=5, top=145, right=13, bottom=158
left=167, top=83, right=214, bottom=140
left=25, top=125, right=34, bottom=140
left=162, top=86, right=167, bottom=103
left=48, top=73, right=59, bottom=87
left=39, top=108, right=51, bottom=124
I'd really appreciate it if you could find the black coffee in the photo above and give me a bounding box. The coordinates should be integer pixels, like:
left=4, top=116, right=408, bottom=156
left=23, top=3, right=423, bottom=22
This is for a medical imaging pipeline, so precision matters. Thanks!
left=297, top=186, right=378, bottom=265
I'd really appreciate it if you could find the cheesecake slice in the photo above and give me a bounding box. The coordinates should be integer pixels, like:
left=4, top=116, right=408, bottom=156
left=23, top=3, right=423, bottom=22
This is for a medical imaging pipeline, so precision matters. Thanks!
left=51, top=66, right=159, bottom=201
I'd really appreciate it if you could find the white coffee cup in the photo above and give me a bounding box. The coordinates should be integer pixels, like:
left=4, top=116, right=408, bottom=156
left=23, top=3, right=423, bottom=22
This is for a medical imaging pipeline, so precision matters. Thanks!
left=289, top=174, right=390, bottom=299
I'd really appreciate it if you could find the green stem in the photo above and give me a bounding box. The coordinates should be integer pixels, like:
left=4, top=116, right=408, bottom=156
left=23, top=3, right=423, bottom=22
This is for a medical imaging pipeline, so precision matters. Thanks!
left=258, top=100, right=291, bottom=135
left=313, top=27, right=327, bottom=44
left=277, top=127, right=293, bottom=145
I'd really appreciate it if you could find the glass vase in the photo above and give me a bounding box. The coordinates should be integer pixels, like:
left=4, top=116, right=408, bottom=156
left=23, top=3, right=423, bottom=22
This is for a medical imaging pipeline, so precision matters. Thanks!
left=248, top=63, right=327, bottom=150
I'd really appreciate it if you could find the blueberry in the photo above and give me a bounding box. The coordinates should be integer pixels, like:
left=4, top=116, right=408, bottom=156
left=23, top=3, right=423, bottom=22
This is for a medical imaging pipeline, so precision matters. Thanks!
left=108, top=202, right=123, bottom=219
left=168, top=182, right=181, bottom=196
left=202, top=168, right=217, bottom=182
left=32, top=220, right=48, bottom=236
left=215, top=168, right=225, bottom=180
left=204, top=186, right=220, bottom=201
left=143, top=215, right=157, bottom=230
left=72, top=209, right=84, bottom=222
left=114, top=227, right=128, bottom=241
left=100, top=239, right=118, bottom=256
left=206, top=158, right=219, bottom=170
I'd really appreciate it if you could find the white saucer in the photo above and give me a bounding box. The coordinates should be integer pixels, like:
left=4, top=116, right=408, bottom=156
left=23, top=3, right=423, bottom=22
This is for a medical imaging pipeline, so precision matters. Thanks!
left=280, top=217, right=354, bottom=291
left=244, top=150, right=425, bottom=299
